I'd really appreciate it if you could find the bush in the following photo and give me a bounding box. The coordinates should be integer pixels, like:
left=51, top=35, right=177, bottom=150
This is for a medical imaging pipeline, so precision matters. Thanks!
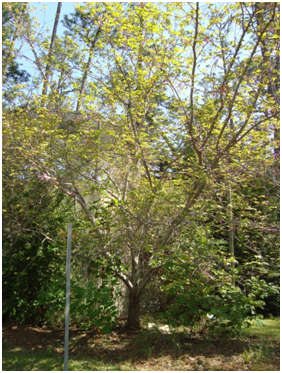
left=37, top=258, right=121, bottom=332
left=2, top=243, right=65, bottom=324
left=158, top=242, right=277, bottom=337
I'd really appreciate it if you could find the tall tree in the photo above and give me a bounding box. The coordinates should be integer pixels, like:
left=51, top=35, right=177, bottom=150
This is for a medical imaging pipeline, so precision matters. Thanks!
left=2, top=2, right=29, bottom=81
left=2, top=2, right=31, bottom=107
left=41, top=2, right=62, bottom=97
left=63, top=6, right=103, bottom=112
left=3, top=2, right=279, bottom=328
left=254, top=2, right=280, bottom=169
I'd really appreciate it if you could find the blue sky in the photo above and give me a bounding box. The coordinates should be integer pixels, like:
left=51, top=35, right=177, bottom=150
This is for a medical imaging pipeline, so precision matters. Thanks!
left=18, top=2, right=77, bottom=77
left=28, top=2, right=76, bottom=35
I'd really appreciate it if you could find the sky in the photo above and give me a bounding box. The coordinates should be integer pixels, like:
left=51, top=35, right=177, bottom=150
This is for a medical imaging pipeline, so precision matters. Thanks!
left=14, top=1, right=229, bottom=81
left=28, top=2, right=76, bottom=35
left=11, top=1, right=255, bottom=108
left=18, top=2, right=77, bottom=77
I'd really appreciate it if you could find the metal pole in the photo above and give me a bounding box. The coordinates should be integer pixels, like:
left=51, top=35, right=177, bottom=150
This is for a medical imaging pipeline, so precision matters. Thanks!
left=64, top=223, right=72, bottom=371
left=228, top=182, right=235, bottom=286
left=228, top=182, right=235, bottom=259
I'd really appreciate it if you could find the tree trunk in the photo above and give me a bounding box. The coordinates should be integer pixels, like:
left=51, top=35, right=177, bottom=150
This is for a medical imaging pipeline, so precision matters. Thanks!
left=75, top=26, right=101, bottom=113
left=42, top=2, right=62, bottom=97
left=127, top=289, right=141, bottom=328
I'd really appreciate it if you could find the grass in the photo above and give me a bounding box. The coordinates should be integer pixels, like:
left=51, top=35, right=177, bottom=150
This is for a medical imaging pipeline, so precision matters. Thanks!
left=2, top=317, right=280, bottom=371
left=239, top=318, right=280, bottom=371
left=243, top=318, right=280, bottom=339
left=2, top=345, right=121, bottom=371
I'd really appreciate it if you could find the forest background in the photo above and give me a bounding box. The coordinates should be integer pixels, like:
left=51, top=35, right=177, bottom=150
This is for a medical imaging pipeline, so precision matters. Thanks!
left=2, top=2, right=280, bottom=334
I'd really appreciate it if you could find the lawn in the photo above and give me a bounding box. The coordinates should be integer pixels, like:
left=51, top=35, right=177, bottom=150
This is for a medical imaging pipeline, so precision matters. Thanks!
left=2, top=317, right=280, bottom=371
left=243, top=318, right=280, bottom=339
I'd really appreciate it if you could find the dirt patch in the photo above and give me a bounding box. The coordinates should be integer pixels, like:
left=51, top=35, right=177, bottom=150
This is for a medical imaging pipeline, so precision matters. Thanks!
left=2, top=321, right=280, bottom=371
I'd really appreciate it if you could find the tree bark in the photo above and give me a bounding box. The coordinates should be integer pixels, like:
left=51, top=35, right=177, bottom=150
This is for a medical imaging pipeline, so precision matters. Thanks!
left=75, top=26, right=101, bottom=113
left=127, top=289, right=141, bottom=328
left=42, top=2, right=62, bottom=97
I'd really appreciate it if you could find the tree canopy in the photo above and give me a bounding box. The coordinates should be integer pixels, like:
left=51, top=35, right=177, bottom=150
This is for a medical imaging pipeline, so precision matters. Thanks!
left=3, top=2, right=280, bottom=329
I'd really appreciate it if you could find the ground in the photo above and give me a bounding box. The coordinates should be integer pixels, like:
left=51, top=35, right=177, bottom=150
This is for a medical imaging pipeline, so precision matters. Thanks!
left=2, top=317, right=280, bottom=371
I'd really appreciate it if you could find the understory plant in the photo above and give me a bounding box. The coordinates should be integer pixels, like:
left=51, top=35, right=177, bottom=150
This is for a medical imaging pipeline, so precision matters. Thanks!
left=159, top=229, right=278, bottom=337
left=37, top=257, right=121, bottom=333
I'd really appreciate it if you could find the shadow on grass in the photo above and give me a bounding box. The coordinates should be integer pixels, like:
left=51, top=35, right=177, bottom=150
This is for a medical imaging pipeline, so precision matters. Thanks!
left=2, top=319, right=280, bottom=371
left=2, top=344, right=121, bottom=371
